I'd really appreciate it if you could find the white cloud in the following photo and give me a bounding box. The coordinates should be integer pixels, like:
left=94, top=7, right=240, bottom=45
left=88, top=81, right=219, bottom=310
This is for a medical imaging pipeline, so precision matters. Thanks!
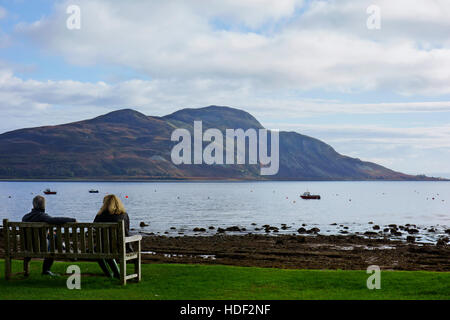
left=1, top=65, right=449, bottom=175
left=193, top=0, right=302, bottom=28
left=2, top=63, right=450, bottom=130
left=267, top=122, right=450, bottom=175
left=270, top=123, right=450, bottom=148
left=13, top=0, right=450, bottom=96
left=2, top=0, right=450, bottom=175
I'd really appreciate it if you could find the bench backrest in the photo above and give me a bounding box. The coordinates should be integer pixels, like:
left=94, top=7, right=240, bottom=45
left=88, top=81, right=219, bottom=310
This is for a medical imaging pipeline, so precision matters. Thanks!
left=2, top=219, right=126, bottom=259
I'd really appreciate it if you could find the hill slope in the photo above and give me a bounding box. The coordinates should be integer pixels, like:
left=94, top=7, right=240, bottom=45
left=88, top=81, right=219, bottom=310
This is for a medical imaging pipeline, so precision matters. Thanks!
left=0, top=106, right=433, bottom=180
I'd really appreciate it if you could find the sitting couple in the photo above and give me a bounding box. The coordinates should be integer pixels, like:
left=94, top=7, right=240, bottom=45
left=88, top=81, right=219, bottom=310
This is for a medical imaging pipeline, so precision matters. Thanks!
left=22, top=194, right=130, bottom=278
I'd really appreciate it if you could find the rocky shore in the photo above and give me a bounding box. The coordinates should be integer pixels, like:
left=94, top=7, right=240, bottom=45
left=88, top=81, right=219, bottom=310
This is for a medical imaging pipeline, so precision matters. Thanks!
left=134, top=221, right=450, bottom=244
left=138, top=233, right=450, bottom=271
left=1, top=228, right=448, bottom=272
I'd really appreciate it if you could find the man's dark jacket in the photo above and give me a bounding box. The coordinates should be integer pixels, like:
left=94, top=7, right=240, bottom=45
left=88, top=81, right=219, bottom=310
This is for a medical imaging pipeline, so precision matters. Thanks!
left=22, top=209, right=76, bottom=224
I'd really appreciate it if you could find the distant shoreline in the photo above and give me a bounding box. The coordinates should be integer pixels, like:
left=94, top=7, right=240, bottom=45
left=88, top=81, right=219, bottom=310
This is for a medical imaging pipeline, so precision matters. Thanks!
left=0, top=177, right=448, bottom=182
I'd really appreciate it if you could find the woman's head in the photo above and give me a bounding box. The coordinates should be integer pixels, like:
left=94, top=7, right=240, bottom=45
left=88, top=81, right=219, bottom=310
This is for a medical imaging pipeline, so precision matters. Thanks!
left=97, top=194, right=126, bottom=215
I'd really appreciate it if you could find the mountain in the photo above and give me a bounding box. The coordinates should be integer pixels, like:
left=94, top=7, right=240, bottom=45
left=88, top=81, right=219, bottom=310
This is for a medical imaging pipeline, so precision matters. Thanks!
left=0, top=106, right=439, bottom=180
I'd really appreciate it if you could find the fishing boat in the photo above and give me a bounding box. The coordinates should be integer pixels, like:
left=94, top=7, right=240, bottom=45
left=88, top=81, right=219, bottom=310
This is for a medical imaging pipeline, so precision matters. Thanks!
left=300, top=191, right=320, bottom=200
left=43, top=188, right=57, bottom=195
left=89, top=189, right=99, bottom=193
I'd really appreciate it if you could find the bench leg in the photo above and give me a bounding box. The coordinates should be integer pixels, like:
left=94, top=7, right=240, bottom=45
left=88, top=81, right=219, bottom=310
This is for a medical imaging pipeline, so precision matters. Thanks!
left=134, top=242, right=141, bottom=282
left=120, top=257, right=126, bottom=286
left=23, top=258, right=31, bottom=277
left=5, top=257, right=11, bottom=280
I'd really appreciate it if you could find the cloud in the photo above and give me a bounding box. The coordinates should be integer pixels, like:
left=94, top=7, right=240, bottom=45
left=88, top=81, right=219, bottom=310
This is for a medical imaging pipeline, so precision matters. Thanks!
left=271, top=123, right=450, bottom=148
left=299, top=0, right=450, bottom=42
left=14, top=0, right=450, bottom=96
left=267, top=121, right=450, bottom=175
left=1, top=64, right=449, bottom=175
left=2, top=63, right=450, bottom=130
left=2, top=1, right=450, bottom=175
left=194, top=0, right=302, bottom=28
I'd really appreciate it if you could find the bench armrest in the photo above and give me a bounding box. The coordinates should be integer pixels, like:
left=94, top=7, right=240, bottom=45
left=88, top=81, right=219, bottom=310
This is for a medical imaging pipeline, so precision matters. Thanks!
left=125, top=235, right=142, bottom=243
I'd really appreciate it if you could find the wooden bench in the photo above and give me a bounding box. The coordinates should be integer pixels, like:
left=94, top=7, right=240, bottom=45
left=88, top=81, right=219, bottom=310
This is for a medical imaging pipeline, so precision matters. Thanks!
left=2, top=219, right=142, bottom=285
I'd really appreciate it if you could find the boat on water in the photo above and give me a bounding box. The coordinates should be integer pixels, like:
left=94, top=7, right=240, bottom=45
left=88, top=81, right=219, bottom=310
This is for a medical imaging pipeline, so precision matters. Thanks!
left=43, top=188, right=57, bottom=195
left=89, top=189, right=99, bottom=193
left=300, top=191, right=320, bottom=200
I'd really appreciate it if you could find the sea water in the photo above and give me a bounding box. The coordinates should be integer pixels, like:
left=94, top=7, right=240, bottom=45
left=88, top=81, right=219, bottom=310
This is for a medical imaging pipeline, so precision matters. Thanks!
left=0, top=181, right=448, bottom=242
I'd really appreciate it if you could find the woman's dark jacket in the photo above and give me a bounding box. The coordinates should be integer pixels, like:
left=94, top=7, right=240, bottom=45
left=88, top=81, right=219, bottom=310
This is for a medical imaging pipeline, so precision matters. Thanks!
left=93, top=211, right=130, bottom=237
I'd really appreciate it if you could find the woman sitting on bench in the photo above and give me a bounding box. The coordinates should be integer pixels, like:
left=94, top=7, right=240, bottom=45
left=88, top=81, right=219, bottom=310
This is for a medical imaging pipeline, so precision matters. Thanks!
left=94, top=194, right=130, bottom=278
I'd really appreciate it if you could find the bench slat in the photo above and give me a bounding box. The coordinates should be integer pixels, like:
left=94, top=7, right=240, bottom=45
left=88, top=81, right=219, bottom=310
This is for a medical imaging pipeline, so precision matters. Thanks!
left=4, top=221, right=11, bottom=255
left=80, top=227, right=86, bottom=253
left=64, top=226, right=71, bottom=253
left=19, top=227, right=25, bottom=252
left=32, top=228, right=40, bottom=253
left=56, top=227, right=63, bottom=253
left=25, top=228, right=33, bottom=253
left=95, top=227, right=102, bottom=254
left=11, top=226, right=18, bottom=252
left=40, top=228, right=47, bottom=253
left=73, top=227, right=79, bottom=253
left=111, top=226, right=118, bottom=254
left=9, top=222, right=119, bottom=228
left=9, top=252, right=122, bottom=259
left=49, top=227, right=55, bottom=253
left=102, top=227, right=110, bottom=254
left=88, top=227, right=94, bottom=253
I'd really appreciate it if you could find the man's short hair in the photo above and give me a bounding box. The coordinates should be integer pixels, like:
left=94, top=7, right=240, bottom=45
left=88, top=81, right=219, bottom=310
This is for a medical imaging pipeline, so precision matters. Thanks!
left=33, top=195, right=45, bottom=211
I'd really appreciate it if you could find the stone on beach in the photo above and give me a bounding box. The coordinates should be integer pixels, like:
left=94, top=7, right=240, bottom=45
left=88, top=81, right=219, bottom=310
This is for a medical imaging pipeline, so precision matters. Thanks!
left=436, top=237, right=449, bottom=247
left=225, top=226, right=241, bottom=232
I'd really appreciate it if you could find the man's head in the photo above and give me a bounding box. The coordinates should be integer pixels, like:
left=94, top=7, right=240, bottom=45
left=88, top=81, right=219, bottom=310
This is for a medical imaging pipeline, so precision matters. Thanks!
left=32, top=195, right=45, bottom=211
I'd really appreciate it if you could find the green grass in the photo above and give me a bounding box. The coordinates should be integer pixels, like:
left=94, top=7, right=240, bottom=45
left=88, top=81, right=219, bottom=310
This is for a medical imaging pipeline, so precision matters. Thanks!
left=0, top=259, right=448, bottom=300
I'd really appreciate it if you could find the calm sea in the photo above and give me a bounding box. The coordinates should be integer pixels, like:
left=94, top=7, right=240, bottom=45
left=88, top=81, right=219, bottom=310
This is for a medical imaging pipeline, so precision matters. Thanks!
left=0, top=181, right=448, bottom=242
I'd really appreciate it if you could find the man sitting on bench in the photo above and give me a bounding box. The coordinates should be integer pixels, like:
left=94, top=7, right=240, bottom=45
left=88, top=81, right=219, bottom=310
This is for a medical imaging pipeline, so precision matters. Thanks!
left=22, top=195, right=76, bottom=276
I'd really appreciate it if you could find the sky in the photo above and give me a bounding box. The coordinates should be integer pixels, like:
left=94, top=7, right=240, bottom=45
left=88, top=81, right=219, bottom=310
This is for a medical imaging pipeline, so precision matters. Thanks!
left=0, top=0, right=449, bottom=177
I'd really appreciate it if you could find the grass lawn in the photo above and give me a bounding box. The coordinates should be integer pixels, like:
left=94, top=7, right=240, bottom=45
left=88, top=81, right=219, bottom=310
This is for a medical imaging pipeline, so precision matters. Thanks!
left=0, top=259, right=448, bottom=300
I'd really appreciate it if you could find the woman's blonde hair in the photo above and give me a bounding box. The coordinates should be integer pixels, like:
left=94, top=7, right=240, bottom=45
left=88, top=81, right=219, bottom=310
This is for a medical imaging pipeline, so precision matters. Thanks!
left=97, top=194, right=126, bottom=215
